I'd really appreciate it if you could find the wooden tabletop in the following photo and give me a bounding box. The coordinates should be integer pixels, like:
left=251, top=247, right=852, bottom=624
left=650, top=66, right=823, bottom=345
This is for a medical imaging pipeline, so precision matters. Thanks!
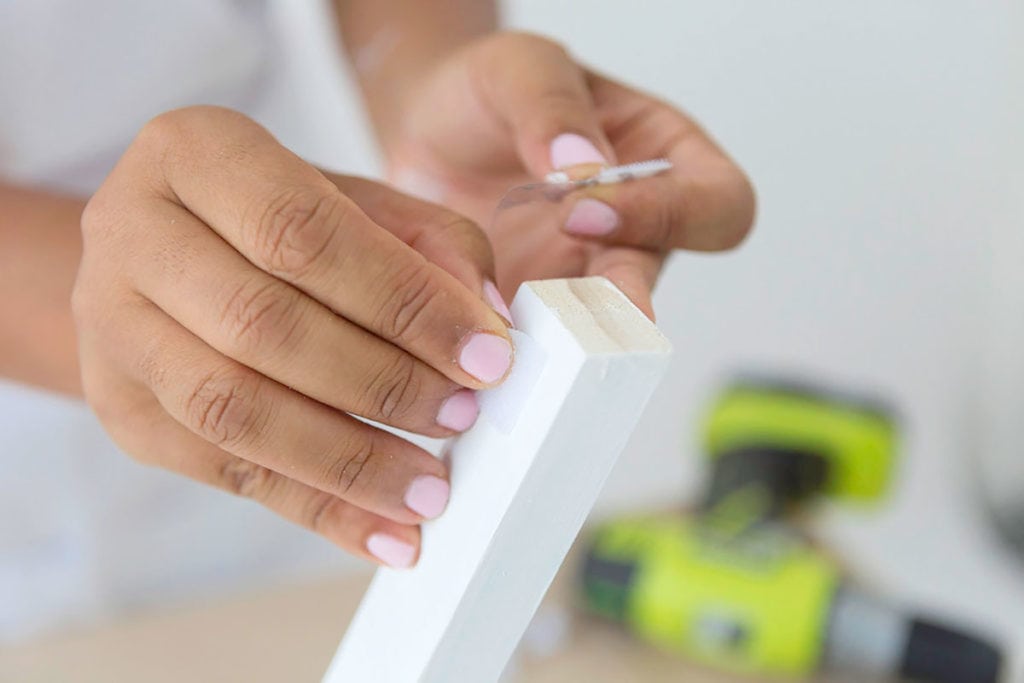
left=0, top=561, right=814, bottom=683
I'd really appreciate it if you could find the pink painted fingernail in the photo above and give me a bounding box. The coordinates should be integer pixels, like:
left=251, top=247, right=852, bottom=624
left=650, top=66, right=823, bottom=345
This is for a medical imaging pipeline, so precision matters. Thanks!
left=483, top=280, right=513, bottom=324
left=458, top=333, right=513, bottom=384
left=565, top=198, right=620, bottom=236
left=404, top=475, right=450, bottom=519
left=437, top=390, right=479, bottom=432
left=550, top=133, right=609, bottom=170
left=366, top=533, right=417, bottom=568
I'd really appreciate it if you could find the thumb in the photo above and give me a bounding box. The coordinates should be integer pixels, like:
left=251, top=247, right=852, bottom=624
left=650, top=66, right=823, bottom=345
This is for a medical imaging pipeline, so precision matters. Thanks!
left=324, top=173, right=513, bottom=323
left=475, top=33, right=616, bottom=177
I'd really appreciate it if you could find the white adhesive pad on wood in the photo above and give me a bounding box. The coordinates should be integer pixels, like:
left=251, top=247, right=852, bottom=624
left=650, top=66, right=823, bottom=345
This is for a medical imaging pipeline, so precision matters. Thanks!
left=323, top=277, right=672, bottom=683
left=478, top=329, right=547, bottom=434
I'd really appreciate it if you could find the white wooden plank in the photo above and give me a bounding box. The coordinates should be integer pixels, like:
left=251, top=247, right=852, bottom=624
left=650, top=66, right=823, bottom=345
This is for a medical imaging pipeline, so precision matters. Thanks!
left=323, top=277, right=672, bottom=683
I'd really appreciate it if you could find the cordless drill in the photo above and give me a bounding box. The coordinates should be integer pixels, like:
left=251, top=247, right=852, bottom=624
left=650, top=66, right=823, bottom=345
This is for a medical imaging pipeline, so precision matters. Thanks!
left=580, top=376, right=1005, bottom=683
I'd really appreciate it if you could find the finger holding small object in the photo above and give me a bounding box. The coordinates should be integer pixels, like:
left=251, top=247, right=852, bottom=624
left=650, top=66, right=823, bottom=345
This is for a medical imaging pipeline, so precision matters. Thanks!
left=557, top=72, right=756, bottom=253
left=557, top=160, right=754, bottom=252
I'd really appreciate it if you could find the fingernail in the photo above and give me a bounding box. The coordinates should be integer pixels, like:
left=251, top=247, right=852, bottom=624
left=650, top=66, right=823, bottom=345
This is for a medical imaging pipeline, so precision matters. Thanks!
left=458, top=333, right=513, bottom=384
left=366, top=533, right=417, bottom=569
left=565, top=198, right=619, bottom=236
left=550, top=133, right=609, bottom=170
left=404, top=474, right=450, bottom=519
left=483, top=280, right=513, bottom=324
left=437, top=389, right=479, bottom=432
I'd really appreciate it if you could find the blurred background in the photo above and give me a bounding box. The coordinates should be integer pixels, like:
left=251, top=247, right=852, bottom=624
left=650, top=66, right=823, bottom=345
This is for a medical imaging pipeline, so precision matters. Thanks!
left=1, top=1, right=1022, bottom=681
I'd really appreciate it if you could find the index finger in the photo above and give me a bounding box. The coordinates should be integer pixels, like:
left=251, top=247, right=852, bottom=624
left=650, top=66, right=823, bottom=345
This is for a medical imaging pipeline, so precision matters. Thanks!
left=127, top=107, right=513, bottom=388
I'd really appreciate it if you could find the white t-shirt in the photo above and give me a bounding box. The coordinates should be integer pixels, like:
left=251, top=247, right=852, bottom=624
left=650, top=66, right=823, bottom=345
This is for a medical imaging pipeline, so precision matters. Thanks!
left=0, top=0, right=358, bottom=642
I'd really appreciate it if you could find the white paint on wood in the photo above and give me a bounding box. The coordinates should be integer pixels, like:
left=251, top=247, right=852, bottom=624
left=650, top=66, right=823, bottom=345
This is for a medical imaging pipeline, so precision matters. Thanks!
left=477, top=328, right=547, bottom=434
left=323, top=277, right=672, bottom=683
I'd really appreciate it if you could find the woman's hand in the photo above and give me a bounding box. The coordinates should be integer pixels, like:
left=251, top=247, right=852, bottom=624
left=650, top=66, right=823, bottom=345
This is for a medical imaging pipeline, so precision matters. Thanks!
left=73, top=106, right=514, bottom=568
left=386, top=32, right=757, bottom=317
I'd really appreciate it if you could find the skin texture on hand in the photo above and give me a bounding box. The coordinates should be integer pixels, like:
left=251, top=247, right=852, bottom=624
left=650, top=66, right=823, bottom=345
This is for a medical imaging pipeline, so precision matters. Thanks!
left=1, top=25, right=753, bottom=573
left=385, top=32, right=757, bottom=318
left=73, top=106, right=514, bottom=567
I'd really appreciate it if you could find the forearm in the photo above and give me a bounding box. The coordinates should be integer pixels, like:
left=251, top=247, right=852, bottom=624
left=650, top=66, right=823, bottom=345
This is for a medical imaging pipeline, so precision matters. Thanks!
left=333, top=0, right=498, bottom=154
left=0, top=182, right=85, bottom=396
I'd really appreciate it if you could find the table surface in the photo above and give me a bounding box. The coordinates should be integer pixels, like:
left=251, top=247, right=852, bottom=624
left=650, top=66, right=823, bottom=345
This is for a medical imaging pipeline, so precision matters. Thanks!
left=0, top=560, right=831, bottom=683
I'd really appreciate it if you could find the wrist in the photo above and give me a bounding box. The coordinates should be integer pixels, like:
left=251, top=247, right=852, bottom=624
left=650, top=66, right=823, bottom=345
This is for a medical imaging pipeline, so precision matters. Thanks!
left=0, top=182, right=86, bottom=395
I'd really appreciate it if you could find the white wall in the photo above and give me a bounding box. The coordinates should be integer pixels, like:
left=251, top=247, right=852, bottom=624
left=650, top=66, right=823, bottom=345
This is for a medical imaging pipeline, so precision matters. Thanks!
left=270, top=0, right=1024, bottom=670
left=508, top=0, right=1024, bottom=656
left=976, top=1, right=1024, bottom=518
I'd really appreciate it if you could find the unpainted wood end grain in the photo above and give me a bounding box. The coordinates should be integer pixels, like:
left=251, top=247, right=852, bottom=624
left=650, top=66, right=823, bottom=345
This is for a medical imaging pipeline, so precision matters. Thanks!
left=525, top=277, right=670, bottom=355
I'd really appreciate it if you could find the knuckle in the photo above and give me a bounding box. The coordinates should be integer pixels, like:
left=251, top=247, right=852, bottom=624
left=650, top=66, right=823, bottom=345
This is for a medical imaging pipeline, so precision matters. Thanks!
left=69, top=278, right=93, bottom=330
left=219, top=278, right=305, bottom=357
left=79, top=189, right=133, bottom=252
left=135, top=107, right=268, bottom=183
left=433, top=213, right=483, bottom=241
left=135, top=110, right=187, bottom=152
left=184, top=367, right=267, bottom=450
left=323, top=433, right=377, bottom=495
left=438, top=214, right=493, bottom=261
left=218, top=458, right=275, bottom=499
left=251, top=187, right=344, bottom=279
left=306, top=494, right=343, bottom=534
left=374, top=262, right=442, bottom=348
left=364, top=354, right=422, bottom=423
left=375, top=261, right=442, bottom=345
left=136, top=106, right=246, bottom=150
left=411, top=212, right=496, bottom=281
left=75, top=199, right=138, bottom=329
left=133, top=330, right=171, bottom=391
left=79, top=194, right=108, bottom=242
